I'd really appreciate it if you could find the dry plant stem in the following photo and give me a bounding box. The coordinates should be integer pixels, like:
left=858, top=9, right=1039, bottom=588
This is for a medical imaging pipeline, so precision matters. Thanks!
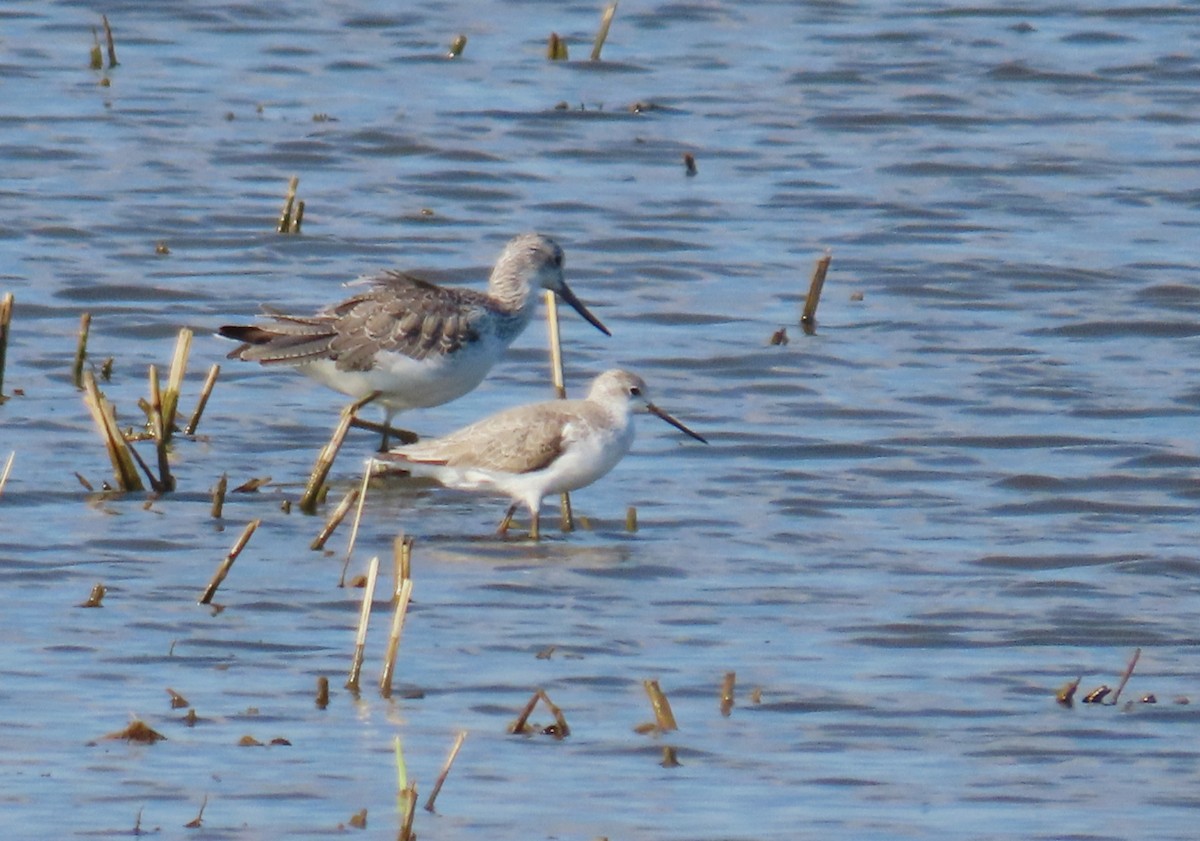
left=81, top=371, right=144, bottom=491
left=199, top=519, right=260, bottom=604
left=345, top=555, right=381, bottom=692
left=147, top=365, right=174, bottom=492
left=379, top=578, right=414, bottom=697
left=540, top=690, right=570, bottom=737
left=277, top=176, right=299, bottom=233
left=447, top=34, right=467, bottom=58
left=720, top=671, right=736, bottom=716
left=801, top=252, right=833, bottom=327
left=398, top=786, right=417, bottom=841
left=300, top=390, right=380, bottom=514
left=315, top=676, right=330, bottom=709
left=338, top=461, right=374, bottom=587
left=291, top=200, right=305, bottom=234
left=543, top=290, right=574, bottom=532
left=643, top=679, right=678, bottom=731
left=0, top=451, right=14, bottom=496
left=102, top=15, right=118, bottom=67
left=73, top=313, right=91, bottom=389
left=508, top=690, right=542, bottom=734
left=211, top=473, right=227, bottom=518
left=392, top=533, right=413, bottom=596
left=162, top=328, right=193, bottom=441
left=424, top=730, right=467, bottom=813
left=0, top=292, right=12, bottom=398
left=312, top=485, right=360, bottom=550
left=184, top=363, right=220, bottom=435
left=625, top=505, right=638, bottom=532
left=591, top=2, right=618, bottom=60
left=201, top=519, right=259, bottom=592
left=1111, top=647, right=1141, bottom=705
left=547, top=32, right=568, bottom=60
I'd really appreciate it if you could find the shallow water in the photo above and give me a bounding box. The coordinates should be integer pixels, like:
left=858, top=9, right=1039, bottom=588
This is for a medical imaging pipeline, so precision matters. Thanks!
left=4, top=1, right=1200, bottom=838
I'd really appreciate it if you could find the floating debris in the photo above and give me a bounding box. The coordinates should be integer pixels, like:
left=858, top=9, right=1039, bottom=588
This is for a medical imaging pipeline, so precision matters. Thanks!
left=155, top=241, right=170, bottom=255
left=683, top=152, right=698, bottom=176
left=232, top=476, right=271, bottom=493
left=184, top=795, right=207, bottom=829
left=1082, top=685, right=1111, bottom=704
left=238, top=735, right=264, bottom=747
left=769, top=327, right=789, bottom=346
left=166, top=688, right=189, bottom=709
left=102, top=719, right=166, bottom=743
left=78, top=583, right=106, bottom=608
left=447, top=34, right=467, bottom=58
left=1056, top=677, right=1081, bottom=706
left=720, top=671, right=736, bottom=716
left=348, top=809, right=367, bottom=829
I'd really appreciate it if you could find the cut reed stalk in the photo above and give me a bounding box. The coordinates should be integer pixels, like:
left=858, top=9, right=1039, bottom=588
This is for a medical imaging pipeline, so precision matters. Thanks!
left=392, top=532, right=413, bottom=595
left=447, top=34, right=467, bottom=58
left=379, top=578, right=414, bottom=698
left=161, top=328, right=192, bottom=442
left=81, top=371, right=144, bottom=491
left=720, top=671, right=736, bottom=716
left=591, top=2, right=618, bottom=60
left=345, top=555, right=381, bottom=692
left=395, top=737, right=417, bottom=841
left=199, top=518, right=261, bottom=604
left=800, top=252, right=833, bottom=328
left=102, top=15, right=118, bottom=68
left=547, top=33, right=568, bottom=60
left=315, top=676, right=330, bottom=709
left=1111, top=647, right=1141, bottom=705
left=291, top=200, right=305, bottom=234
left=184, top=363, right=220, bottom=435
left=89, top=28, right=103, bottom=70
left=73, top=313, right=92, bottom=389
left=544, top=290, right=574, bottom=532
left=338, top=460, right=374, bottom=587
left=0, top=292, right=12, bottom=399
left=424, top=730, right=467, bottom=813
left=643, top=679, right=678, bottom=731
left=625, top=505, right=637, bottom=532
left=0, top=450, right=13, bottom=496
left=311, top=484, right=360, bottom=550
left=300, top=391, right=380, bottom=514
left=211, top=473, right=227, bottom=518
left=147, top=364, right=175, bottom=492
left=540, top=690, right=570, bottom=738
left=508, top=690, right=542, bottom=734
left=277, top=176, right=299, bottom=233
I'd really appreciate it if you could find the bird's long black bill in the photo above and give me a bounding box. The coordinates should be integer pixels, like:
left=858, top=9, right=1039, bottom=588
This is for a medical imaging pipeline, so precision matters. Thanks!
left=557, top=281, right=612, bottom=336
left=648, top=404, right=708, bottom=444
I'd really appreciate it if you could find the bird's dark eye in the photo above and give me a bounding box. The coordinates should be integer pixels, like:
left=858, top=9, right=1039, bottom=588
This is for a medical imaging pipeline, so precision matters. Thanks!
left=629, top=386, right=641, bottom=397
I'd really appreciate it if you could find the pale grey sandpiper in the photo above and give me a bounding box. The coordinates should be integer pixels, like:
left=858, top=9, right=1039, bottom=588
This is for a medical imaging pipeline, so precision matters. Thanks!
left=373, top=369, right=708, bottom=539
left=218, top=233, right=611, bottom=448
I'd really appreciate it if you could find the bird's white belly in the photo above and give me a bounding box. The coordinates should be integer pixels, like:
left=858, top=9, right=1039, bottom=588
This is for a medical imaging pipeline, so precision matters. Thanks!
left=299, top=340, right=500, bottom=411
left=541, top=424, right=634, bottom=496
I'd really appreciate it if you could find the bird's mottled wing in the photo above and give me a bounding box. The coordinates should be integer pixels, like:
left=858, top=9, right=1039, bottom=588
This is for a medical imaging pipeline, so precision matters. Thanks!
left=325, top=271, right=486, bottom=369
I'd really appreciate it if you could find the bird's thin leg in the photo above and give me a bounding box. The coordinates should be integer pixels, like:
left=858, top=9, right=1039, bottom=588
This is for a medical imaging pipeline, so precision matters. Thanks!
left=529, top=508, right=540, bottom=541
left=497, top=502, right=519, bottom=536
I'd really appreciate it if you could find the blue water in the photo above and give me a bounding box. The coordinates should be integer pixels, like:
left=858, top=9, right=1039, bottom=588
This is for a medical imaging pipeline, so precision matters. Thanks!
left=4, top=1, right=1200, bottom=838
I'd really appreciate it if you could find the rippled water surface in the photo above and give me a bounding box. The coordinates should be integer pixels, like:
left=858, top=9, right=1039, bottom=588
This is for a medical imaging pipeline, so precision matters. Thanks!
left=5, top=1, right=1200, bottom=838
